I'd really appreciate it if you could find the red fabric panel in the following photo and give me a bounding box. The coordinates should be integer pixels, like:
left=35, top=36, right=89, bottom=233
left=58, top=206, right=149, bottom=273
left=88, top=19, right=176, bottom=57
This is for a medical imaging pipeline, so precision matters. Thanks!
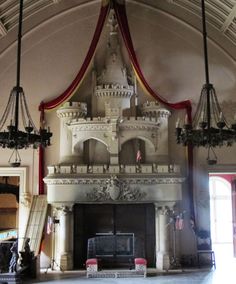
left=113, top=0, right=194, bottom=220
left=39, top=2, right=110, bottom=111
left=113, top=1, right=192, bottom=120
left=38, top=2, right=110, bottom=194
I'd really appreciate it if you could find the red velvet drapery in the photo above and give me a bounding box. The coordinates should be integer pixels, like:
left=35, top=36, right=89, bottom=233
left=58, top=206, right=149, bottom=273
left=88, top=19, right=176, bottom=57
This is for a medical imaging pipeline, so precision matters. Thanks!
left=38, top=0, right=194, bottom=220
left=38, top=0, right=110, bottom=194
left=38, top=1, right=110, bottom=112
left=113, top=0, right=194, bottom=219
left=113, top=1, right=192, bottom=117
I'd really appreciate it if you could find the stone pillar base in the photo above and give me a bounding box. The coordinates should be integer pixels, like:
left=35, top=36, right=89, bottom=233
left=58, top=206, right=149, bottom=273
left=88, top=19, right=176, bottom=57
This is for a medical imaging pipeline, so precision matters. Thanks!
left=156, top=252, right=170, bottom=271
left=60, top=252, right=73, bottom=270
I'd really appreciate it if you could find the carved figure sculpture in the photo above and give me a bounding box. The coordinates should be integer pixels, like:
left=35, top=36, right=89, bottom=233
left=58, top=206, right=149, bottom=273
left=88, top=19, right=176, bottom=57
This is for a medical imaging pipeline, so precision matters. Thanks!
left=8, top=240, right=18, bottom=273
left=20, top=238, right=34, bottom=268
left=24, top=238, right=31, bottom=254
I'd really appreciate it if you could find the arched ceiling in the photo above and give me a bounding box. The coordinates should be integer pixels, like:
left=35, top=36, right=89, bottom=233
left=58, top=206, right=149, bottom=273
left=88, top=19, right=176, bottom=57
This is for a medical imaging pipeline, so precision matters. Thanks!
left=0, top=0, right=235, bottom=60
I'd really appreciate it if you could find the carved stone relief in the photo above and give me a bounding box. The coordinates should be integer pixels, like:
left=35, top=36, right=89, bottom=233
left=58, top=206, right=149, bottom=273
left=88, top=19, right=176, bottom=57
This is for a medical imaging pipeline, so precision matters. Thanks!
left=86, top=175, right=146, bottom=201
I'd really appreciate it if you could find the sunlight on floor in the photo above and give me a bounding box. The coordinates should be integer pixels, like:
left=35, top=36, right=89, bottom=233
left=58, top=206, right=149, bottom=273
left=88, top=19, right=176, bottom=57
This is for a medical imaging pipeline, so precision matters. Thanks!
left=210, top=243, right=236, bottom=284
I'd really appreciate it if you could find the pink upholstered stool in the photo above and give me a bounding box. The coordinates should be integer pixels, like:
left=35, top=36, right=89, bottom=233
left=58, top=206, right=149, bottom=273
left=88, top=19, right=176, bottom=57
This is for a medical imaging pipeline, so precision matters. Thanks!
left=134, top=258, right=147, bottom=277
left=86, top=258, right=98, bottom=272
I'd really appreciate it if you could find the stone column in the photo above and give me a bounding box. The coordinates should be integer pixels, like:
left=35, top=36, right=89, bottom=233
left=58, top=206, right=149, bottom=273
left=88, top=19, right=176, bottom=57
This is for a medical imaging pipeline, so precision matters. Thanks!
left=58, top=205, right=73, bottom=270
left=156, top=206, right=171, bottom=271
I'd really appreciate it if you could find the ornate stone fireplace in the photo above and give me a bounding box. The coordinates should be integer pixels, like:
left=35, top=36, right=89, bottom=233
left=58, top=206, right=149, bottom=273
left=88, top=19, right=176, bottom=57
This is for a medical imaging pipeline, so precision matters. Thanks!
left=44, top=10, right=184, bottom=271
left=44, top=168, right=184, bottom=270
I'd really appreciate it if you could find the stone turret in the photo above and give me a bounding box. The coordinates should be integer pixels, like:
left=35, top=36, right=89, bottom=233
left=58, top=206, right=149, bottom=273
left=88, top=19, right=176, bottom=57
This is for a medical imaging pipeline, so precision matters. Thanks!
left=94, top=10, right=134, bottom=118
left=57, top=102, right=87, bottom=164
left=141, top=101, right=171, bottom=163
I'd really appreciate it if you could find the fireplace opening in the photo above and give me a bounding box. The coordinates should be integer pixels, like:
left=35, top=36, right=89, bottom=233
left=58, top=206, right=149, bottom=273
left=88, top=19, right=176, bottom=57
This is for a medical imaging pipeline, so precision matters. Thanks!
left=73, top=203, right=155, bottom=269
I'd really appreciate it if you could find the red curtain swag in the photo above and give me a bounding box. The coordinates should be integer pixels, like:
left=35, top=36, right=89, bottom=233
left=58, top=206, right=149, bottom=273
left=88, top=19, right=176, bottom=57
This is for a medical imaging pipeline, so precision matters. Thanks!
left=38, top=0, right=194, bottom=222
left=113, top=0, right=194, bottom=220
left=113, top=1, right=192, bottom=116
left=38, top=1, right=110, bottom=194
left=38, top=2, right=110, bottom=112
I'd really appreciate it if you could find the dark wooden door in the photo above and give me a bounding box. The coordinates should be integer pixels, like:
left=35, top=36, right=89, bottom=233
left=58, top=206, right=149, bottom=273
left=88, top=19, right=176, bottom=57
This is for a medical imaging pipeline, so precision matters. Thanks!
left=73, top=203, right=155, bottom=268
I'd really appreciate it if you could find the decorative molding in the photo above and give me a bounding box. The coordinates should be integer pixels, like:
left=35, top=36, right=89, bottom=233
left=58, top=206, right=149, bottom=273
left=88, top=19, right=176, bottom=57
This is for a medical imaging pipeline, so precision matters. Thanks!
left=86, top=176, right=146, bottom=201
left=71, top=124, right=111, bottom=132
left=69, top=120, right=159, bottom=133
left=119, top=124, right=158, bottom=131
left=44, top=176, right=184, bottom=185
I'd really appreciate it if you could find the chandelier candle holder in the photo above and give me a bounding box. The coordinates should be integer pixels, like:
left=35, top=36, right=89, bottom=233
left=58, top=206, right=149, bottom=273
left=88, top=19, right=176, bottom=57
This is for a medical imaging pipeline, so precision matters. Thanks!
left=0, top=0, right=52, bottom=166
left=175, top=0, right=236, bottom=165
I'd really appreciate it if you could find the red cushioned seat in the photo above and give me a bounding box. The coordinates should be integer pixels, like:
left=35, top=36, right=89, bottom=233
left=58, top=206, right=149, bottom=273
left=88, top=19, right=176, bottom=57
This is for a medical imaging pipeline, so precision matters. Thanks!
left=135, top=258, right=147, bottom=265
left=86, top=258, right=98, bottom=266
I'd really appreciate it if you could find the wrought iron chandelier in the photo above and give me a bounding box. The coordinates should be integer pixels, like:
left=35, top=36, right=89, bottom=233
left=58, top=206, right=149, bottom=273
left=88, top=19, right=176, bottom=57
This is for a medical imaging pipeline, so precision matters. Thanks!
left=176, top=0, right=236, bottom=165
left=0, top=0, right=52, bottom=167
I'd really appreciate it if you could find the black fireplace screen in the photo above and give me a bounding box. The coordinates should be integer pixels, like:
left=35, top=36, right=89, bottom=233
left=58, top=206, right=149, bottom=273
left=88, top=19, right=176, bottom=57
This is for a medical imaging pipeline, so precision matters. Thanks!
left=87, top=233, right=134, bottom=258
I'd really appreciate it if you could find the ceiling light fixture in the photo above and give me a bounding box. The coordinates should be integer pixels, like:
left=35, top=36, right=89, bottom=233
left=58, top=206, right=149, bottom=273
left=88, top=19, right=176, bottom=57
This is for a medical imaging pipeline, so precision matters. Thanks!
left=176, top=0, right=236, bottom=165
left=0, top=0, right=52, bottom=167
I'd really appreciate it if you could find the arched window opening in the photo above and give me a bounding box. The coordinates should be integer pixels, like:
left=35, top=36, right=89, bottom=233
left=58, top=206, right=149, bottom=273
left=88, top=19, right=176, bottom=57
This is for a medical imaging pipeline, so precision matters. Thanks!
left=209, top=176, right=233, bottom=244
left=119, top=139, right=145, bottom=165
left=83, top=139, right=109, bottom=165
left=209, top=176, right=235, bottom=266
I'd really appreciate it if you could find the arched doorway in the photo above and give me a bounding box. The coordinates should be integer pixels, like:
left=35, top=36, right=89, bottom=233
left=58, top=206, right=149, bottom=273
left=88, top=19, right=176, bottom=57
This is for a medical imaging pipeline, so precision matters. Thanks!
left=209, top=176, right=234, bottom=266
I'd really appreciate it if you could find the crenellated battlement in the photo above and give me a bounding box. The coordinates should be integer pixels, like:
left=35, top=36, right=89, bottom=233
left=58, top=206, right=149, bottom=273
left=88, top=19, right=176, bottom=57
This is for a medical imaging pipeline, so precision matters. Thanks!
left=47, top=163, right=181, bottom=176
left=141, top=101, right=170, bottom=118
left=69, top=116, right=159, bottom=123
left=57, top=101, right=87, bottom=118
left=95, top=84, right=133, bottom=98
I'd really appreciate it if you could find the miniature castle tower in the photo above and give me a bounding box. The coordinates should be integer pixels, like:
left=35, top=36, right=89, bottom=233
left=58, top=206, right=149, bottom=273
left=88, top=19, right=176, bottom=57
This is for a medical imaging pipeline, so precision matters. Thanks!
left=94, top=10, right=134, bottom=118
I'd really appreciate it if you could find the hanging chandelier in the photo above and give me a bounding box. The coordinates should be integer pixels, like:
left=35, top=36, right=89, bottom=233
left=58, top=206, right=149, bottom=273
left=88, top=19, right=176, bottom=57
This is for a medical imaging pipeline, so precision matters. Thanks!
left=176, top=0, right=236, bottom=165
left=0, top=0, right=52, bottom=167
